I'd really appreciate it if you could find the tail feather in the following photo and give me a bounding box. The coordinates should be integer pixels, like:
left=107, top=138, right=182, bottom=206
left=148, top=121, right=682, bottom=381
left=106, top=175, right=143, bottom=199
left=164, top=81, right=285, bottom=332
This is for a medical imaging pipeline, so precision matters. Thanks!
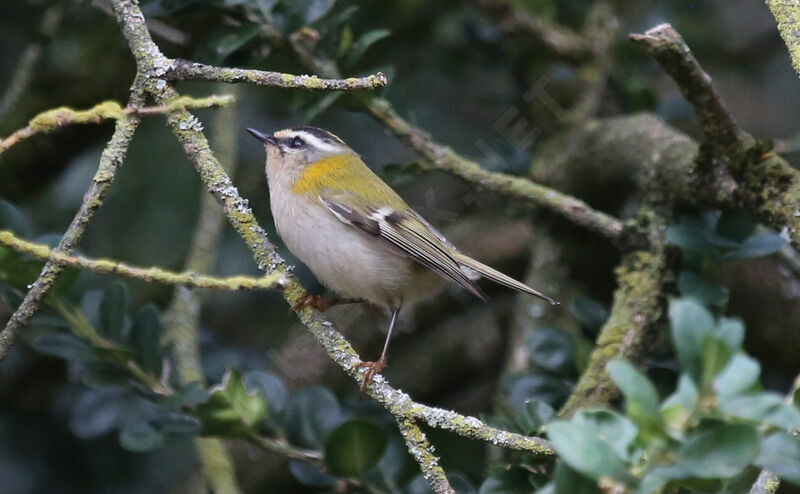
left=455, top=254, right=559, bottom=305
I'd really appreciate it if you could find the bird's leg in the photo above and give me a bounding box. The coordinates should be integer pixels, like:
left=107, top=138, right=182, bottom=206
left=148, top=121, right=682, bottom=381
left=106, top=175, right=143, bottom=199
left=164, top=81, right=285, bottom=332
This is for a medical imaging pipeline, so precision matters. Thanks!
left=291, top=295, right=363, bottom=312
left=357, top=307, right=400, bottom=391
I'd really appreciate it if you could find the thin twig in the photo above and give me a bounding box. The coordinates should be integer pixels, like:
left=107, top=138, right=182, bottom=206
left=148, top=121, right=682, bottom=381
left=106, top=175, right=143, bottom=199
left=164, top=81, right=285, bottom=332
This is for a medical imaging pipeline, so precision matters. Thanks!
left=0, top=87, right=144, bottom=360
left=0, top=95, right=234, bottom=153
left=0, top=230, right=284, bottom=292
left=396, top=418, right=454, bottom=494
left=629, top=24, right=748, bottom=154
left=104, top=3, right=554, bottom=491
left=165, top=59, right=387, bottom=90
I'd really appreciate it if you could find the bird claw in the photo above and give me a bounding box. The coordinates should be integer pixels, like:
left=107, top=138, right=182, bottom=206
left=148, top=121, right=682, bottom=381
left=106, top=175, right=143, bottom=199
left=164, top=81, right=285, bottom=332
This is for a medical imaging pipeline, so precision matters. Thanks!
left=356, top=357, right=387, bottom=391
left=291, top=294, right=339, bottom=312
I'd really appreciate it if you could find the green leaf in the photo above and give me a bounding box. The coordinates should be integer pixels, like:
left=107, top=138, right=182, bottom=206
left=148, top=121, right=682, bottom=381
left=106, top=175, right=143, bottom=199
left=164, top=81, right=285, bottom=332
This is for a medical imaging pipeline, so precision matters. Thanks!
left=546, top=420, right=633, bottom=484
left=716, top=317, right=744, bottom=350
left=666, top=224, right=714, bottom=253
left=152, top=411, right=203, bottom=435
left=677, top=270, right=729, bottom=307
left=283, top=386, right=344, bottom=448
left=661, top=374, right=697, bottom=433
left=244, top=371, right=288, bottom=416
left=553, top=462, right=601, bottom=494
left=723, top=233, right=786, bottom=261
left=119, top=421, right=164, bottom=452
left=30, top=332, right=96, bottom=363
left=203, top=24, right=260, bottom=63
left=572, top=409, right=638, bottom=461
left=163, top=382, right=209, bottom=409
left=676, top=424, right=761, bottom=479
left=713, top=354, right=760, bottom=397
left=669, top=298, right=714, bottom=380
left=343, top=29, right=390, bottom=67
left=324, top=419, right=388, bottom=477
left=568, top=295, right=608, bottom=331
left=99, top=282, right=129, bottom=342
left=196, top=369, right=267, bottom=436
left=515, top=400, right=555, bottom=435
left=719, top=392, right=784, bottom=423
left=526, top=327, right=575, bottom=376
left=765, top=403, right=800, bottom=430
left=755, top=432, right=800, bottom=485
left=130, top=305, right=162, bottom=376
left=606, top=360, right=662, bottom=435
left=716, top=213, right=756, bottom=242
left=700, top=335, right=731, bottom=389
left=80, top=361, right=132, bottom=387
left=478, top=467, right=532, bottom=494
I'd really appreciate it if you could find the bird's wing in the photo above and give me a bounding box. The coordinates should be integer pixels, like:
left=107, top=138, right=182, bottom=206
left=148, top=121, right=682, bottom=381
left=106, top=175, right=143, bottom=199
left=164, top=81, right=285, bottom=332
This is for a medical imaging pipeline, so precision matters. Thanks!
left=318, top=191, right=486, bottom=300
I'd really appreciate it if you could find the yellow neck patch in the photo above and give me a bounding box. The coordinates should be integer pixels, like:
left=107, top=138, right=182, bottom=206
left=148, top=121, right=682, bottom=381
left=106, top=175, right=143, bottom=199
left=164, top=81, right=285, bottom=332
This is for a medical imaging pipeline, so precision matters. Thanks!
left=291, top=152, right=409, bottom=210
left=292, top=154, right=355, bottom=196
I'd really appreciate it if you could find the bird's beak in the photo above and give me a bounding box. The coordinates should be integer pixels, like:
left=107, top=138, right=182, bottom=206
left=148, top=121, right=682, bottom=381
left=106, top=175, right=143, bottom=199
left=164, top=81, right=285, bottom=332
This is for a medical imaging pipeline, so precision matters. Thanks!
left=246, top=128, right=277, bottom=146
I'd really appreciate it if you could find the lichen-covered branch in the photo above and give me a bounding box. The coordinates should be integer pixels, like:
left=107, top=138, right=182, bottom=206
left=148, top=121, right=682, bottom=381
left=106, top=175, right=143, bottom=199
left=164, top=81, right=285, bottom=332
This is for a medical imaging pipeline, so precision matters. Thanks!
left=106, top=1, right=553, bottom=489
left=162, top=86, right=243, bottom=494
left=559, top=237, right=667, bottom=417
left=397, top=418, right=454, bottom=494
left=165, top=59, right=387, bottom=90
left=0, top=95, right=234, bottom=154
left=0, top=230, right=284, bottom=292
left=364, top=97, right=624, bottom=241
left=750, top=470, right=780, bottom=494
left=765, top=0, right=800, bottom=81
left=0, top=88, right=143, bottom=360
left=629, top=24, right=748, bottom=154
left=629, top=24, right=800, bottom=250
left=475, top=0, right=590, bottom=61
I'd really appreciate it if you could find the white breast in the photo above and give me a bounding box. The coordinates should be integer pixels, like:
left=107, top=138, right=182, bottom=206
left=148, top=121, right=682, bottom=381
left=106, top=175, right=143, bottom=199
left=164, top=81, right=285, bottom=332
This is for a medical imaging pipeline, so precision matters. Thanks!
left=267, top=180, right=426, bottom=308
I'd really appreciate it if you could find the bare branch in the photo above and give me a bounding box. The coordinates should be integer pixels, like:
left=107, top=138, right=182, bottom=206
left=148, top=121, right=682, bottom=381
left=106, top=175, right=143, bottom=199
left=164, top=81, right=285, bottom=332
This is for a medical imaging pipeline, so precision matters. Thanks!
left=166, top=59, right=387, bottom=90
left=629, top=24, right=748, bottom=154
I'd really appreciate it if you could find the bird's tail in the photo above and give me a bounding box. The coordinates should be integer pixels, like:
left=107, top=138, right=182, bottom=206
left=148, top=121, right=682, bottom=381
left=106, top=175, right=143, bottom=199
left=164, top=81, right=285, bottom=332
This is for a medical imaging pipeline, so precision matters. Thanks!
left=454, top=253, right=559, bottom=305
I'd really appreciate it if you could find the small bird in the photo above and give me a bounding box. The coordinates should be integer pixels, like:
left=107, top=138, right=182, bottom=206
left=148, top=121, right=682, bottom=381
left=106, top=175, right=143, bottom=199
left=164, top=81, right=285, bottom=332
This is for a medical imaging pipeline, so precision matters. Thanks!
left=247, top=126, right=556, bottom=390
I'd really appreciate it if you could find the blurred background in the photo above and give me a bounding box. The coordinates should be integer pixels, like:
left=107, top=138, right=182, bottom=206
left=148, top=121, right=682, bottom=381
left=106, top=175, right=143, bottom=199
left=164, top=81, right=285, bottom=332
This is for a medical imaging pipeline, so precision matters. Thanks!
left=0, top=0, right=799, bottom=492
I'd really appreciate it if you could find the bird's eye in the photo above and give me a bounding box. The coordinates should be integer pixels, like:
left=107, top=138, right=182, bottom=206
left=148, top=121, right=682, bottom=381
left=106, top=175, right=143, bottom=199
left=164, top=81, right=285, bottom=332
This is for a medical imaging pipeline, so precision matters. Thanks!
left=290, top=136, right=305, bottom=149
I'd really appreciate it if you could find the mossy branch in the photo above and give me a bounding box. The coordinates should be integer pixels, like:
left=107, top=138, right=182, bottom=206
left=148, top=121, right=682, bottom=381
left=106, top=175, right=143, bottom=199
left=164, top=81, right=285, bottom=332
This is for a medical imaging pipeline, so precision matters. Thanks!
left=559, top=239, right=667, bottom=417
left=365, top=97, right=625, bottom=241
left=165, top=59, right=387, bottom=90
left=629, top=23, right=800, bottom=250
left=765, top=0, right=800, bottom=81
left=105, top=1, right=552, bottom=490
left=0, top=230, right=285, bottom=292
left=0, top=95, right=234, bottom=154
left=0, top=87, right=144, bottom=360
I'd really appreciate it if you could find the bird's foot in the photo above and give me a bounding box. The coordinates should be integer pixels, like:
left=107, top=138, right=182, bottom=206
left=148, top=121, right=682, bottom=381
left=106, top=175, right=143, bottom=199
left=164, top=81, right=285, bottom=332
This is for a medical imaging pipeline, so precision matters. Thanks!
left=356, top=357, right=387, bottom=392
left=291, top=294, right=340, bottom=312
